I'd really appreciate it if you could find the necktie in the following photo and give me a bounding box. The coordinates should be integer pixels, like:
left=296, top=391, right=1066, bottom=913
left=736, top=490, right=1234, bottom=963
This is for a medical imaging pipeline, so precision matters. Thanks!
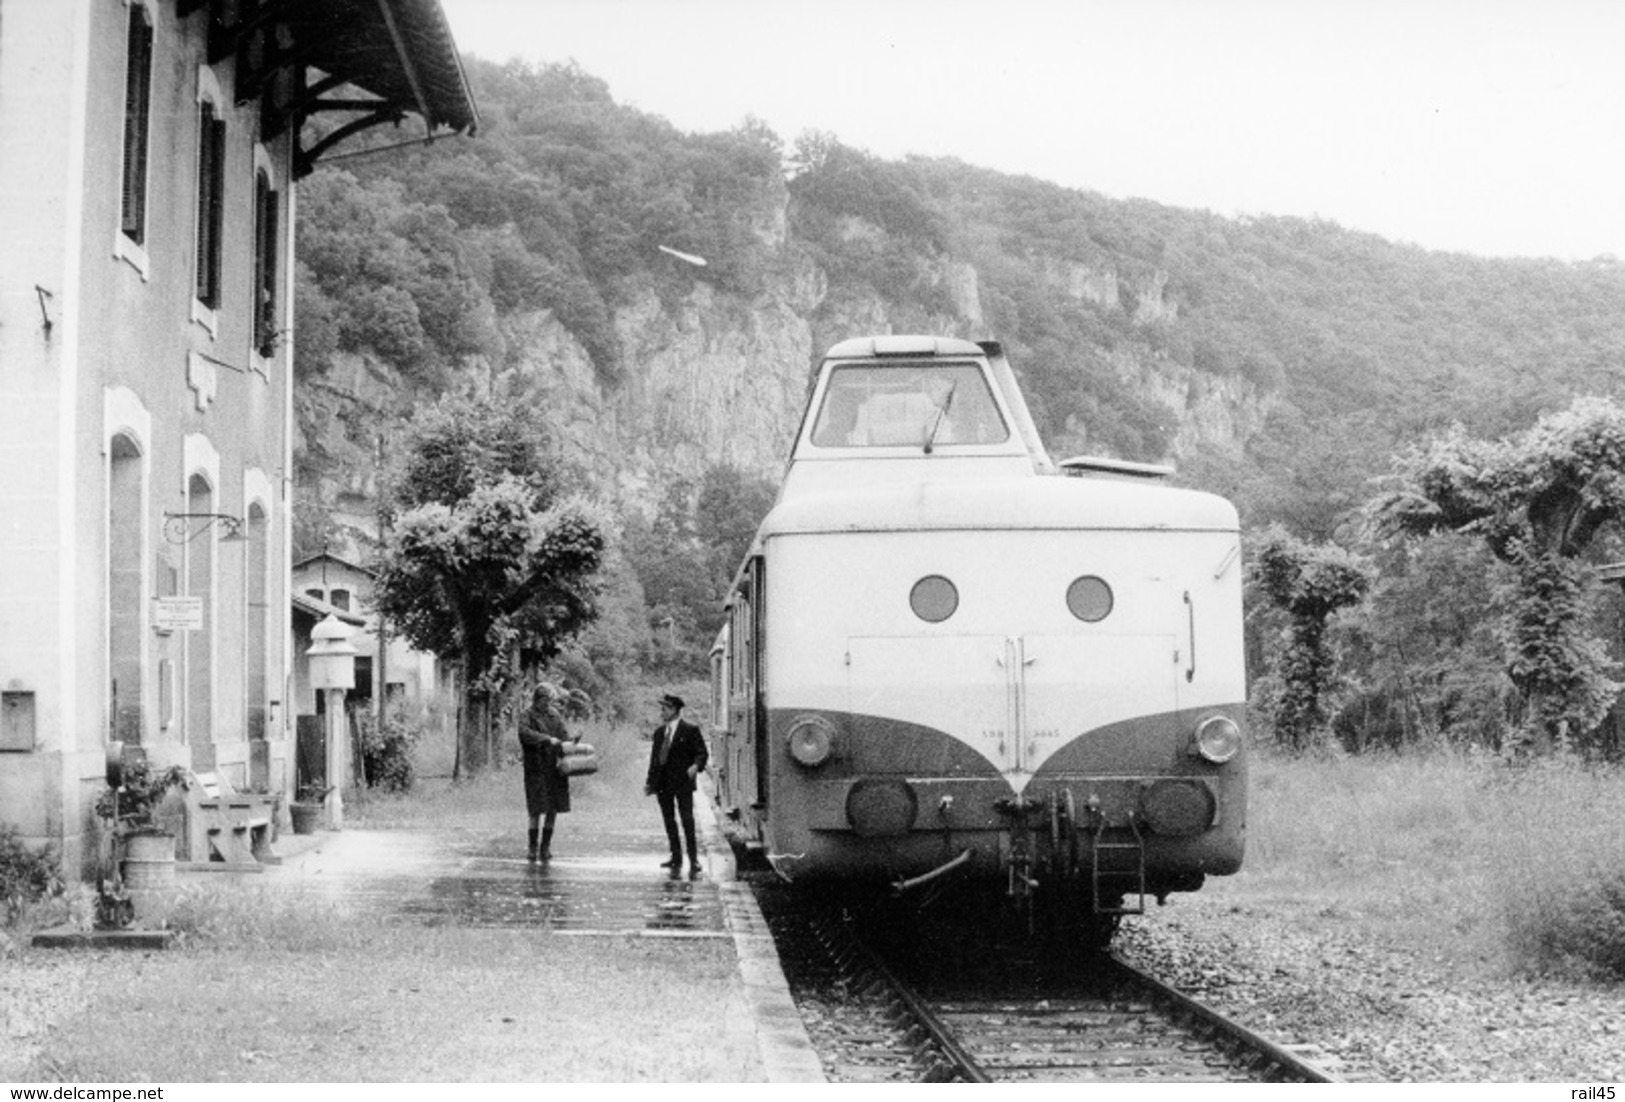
left=661, top=722, right=675, bottom=764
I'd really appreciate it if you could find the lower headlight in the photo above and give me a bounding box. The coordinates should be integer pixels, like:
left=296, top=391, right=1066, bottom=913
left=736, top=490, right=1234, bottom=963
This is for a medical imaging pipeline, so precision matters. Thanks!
left=1141, top=780, right=1217, bottom=835
left=787, top=715, right=837, bottom=768
left=846, top=778, right=918, bottom=836
left=1192, top=715, right=1242, bottom=764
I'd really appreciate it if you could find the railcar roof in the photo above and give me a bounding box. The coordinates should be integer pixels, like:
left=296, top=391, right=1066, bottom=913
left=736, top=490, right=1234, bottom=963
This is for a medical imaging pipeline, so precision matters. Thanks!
left=822, top=335, right=986, bottom=359
left=757, top=473, right=1239, bottom=537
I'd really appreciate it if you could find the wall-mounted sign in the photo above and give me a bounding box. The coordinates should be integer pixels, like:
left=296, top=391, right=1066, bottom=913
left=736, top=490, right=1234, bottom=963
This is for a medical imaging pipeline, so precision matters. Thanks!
left=1, top=691, right=36, bottom=752
left=155, top=596, right=203, bottom=631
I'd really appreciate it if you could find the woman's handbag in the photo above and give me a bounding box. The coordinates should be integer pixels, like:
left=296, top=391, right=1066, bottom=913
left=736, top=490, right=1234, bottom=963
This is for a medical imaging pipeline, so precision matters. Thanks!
left=557, top=741, right=599, bottom=777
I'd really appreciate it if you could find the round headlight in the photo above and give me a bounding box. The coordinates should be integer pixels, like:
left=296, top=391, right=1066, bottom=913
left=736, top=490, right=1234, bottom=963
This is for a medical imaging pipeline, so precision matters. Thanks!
left=846, top=778, right=918, bottom=837
left=787, top=715, right=837, bottom=768
left=1192, top=715, right=1241, bottom=764
left=1141, top=780, right=1217, bottom=835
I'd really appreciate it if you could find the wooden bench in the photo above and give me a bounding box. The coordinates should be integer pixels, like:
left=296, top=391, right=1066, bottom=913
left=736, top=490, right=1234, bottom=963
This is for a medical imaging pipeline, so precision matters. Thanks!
left=180, top=771, right=281, bottom=871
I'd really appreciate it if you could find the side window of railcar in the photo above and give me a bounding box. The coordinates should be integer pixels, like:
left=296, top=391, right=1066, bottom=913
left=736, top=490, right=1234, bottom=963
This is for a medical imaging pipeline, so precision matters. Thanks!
left=810, top=364, right=1009, bottom=447
left=730, top=598, right=751, bottom=698
left=709, top=638, right=727, bottom=730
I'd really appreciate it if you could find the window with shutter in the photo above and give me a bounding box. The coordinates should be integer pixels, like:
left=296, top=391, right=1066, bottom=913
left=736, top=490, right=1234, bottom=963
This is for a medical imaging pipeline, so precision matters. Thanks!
left=195, top=102, right=226, bottom=308
left=253, top=168, right=280, bottom=356
left=120, top=4, right=153, bottom=245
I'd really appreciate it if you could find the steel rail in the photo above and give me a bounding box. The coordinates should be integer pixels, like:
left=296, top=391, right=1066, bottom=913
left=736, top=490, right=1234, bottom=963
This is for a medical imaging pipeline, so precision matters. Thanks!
left=1105, top=953, right=1341, bottom=1083
left=856, top=938, right=991, bottom=1083
left=767, top=884, right=1339, bottom=1084
left=851, top=918, right=1340, bottom=1083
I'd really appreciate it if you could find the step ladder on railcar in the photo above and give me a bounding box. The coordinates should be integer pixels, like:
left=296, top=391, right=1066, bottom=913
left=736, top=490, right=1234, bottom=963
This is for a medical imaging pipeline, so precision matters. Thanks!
left=1091, top=816, right=1147, bottom=916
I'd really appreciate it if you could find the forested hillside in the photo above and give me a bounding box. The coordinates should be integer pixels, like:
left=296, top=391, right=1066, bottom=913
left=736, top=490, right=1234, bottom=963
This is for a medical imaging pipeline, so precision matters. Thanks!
left=293, top=57, right=1625, bottom=746
left=297, top=58, right=1625, bottom=537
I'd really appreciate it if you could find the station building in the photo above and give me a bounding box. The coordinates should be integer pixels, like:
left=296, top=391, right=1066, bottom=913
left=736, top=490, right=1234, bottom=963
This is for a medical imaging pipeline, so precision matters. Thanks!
left=0, top=0, right=476, bottom=878
left=291, top=551, right=450, bottom=722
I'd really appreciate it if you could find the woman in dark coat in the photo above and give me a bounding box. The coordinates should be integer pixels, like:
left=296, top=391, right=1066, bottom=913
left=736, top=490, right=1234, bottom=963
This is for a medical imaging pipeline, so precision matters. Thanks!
left=519, top=684, right=573, bottom=862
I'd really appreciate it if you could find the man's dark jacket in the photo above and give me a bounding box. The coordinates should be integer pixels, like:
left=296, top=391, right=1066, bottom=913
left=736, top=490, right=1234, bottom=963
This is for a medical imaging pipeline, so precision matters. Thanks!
left=645, top=718, right=709, bottom=795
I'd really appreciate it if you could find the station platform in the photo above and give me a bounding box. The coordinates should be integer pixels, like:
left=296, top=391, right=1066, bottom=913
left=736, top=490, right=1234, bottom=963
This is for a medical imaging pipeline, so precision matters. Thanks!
left=235, top=776, right=825, bottom=1082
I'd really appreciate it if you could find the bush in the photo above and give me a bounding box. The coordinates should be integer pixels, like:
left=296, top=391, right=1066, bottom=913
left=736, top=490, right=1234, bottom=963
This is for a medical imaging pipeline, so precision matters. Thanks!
left=357, top=710, right=421, bottom=793
left=1244, top=751, right=1625, bottom=980
left=0, top=822, right=62, bottom=921
left=92, top=759, right=187, bottom=829
left=1497, top=757, right=1625, bottom=979
left=1511, top=874, right=1625, bottom=981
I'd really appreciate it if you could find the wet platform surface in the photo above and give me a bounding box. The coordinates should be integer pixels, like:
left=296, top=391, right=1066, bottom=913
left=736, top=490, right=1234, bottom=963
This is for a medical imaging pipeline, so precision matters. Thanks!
left=249, top=810, right=733, bottom=938
left=173, top=784, right=829, bottom=1080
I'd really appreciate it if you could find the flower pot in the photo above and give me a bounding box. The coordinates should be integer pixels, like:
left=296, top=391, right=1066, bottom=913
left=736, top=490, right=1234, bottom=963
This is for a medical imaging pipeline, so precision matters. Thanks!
left=121, top=828, right=176, bottom=885
left=120, top=828, right=176, bottom=927
left=290, top=802, right=322, bottom=835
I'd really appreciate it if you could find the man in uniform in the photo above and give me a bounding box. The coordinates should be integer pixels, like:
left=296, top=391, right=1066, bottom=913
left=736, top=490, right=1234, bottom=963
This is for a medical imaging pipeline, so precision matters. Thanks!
left=644, top=693, right=709, bottom=877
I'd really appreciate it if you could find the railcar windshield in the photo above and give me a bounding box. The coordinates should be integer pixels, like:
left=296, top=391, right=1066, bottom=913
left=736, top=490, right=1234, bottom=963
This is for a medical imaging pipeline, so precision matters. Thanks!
left=810, top=363, right=1009, bottom=447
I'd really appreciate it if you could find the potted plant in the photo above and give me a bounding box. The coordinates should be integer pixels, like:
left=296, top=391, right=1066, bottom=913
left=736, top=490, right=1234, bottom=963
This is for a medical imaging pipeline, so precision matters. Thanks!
left=94, top=757, right=187, bottom=835
left=289, top=784, right=331, bottom=835
left=92, top=756, right=186, bottom=927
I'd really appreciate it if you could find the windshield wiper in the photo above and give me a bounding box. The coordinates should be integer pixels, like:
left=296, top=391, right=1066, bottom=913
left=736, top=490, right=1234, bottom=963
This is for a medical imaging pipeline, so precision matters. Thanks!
left=923, top=383, right=957, bottom=454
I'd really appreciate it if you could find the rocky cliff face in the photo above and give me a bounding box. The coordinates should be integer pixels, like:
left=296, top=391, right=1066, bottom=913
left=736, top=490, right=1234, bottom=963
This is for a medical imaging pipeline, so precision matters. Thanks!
left=506, top=277, right=818, bottom=505
left=297, top=212, right=1272, bottom=539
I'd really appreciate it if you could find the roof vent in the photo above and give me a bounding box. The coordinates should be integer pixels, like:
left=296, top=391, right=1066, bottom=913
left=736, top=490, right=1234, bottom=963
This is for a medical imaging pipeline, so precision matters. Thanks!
left=1059, top=455, right=1174, bottom=480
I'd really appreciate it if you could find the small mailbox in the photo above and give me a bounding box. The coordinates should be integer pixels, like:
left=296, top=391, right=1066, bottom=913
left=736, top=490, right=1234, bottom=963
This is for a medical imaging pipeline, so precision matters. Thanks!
left=307, top=614, right=358, bottom=691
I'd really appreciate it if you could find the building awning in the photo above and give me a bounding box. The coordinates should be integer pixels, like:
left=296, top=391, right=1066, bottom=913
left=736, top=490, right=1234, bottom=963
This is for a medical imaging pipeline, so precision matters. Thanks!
left=182, top=0, right=479, bottom=177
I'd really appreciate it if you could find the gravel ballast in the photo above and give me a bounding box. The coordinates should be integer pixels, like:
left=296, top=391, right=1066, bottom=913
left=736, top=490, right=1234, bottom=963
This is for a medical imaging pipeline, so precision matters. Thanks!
left=1115, top=892, right=1625, bottom=1083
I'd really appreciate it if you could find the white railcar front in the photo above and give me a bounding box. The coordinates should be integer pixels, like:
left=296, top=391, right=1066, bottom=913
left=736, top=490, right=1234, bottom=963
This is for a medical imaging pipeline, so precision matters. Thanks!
left=711, top=336, right=1246, bottom=931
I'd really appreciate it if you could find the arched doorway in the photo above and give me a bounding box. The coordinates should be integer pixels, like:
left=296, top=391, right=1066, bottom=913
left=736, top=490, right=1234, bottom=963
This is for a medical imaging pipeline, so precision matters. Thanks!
left=185, top=472, right=215, bottom=769
left=245, top=501, right=270, bottom=786
left=108, top=434, right=144, bottom=745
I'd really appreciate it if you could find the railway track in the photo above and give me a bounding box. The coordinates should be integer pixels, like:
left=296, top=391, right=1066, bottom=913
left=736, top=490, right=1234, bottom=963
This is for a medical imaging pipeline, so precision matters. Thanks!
left=905, top=951, right=1338, bottom=1082
left=755, top=881, right=1339, bottom=1083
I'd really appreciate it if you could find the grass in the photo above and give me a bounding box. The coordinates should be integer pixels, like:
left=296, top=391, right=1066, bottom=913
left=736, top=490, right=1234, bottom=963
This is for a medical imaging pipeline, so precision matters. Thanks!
left=13, top=712, right=1621, bottom=1079
left=26, top=922, right=752, bottom=1081
left=1228, top=747, right=1625, bottom=980
left=5, top=703, right=758, bottom=1083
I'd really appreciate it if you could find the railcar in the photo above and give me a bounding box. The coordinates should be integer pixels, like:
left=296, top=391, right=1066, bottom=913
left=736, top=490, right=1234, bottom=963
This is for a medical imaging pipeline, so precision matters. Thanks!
left=708, top=335, right=1246, bottom=943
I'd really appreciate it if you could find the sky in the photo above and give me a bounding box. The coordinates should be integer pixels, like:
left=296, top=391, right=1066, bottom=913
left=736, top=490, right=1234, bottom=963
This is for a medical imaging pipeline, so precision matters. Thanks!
left=436, top=0, right=1625, bottom=262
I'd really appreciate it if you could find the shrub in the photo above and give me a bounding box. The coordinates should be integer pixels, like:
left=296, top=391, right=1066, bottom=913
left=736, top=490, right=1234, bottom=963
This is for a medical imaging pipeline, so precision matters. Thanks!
left=1252, top=751, right=1625, bottom=977
left=1510, top=874, right=1625, bottom=980
left=1495, top=757, right=1625, bottom=979
left=0, top=822, right=62, bottom=921
left=92, top=759, right=187, bottom=830
left=358, top=711, right=421, bottom=793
